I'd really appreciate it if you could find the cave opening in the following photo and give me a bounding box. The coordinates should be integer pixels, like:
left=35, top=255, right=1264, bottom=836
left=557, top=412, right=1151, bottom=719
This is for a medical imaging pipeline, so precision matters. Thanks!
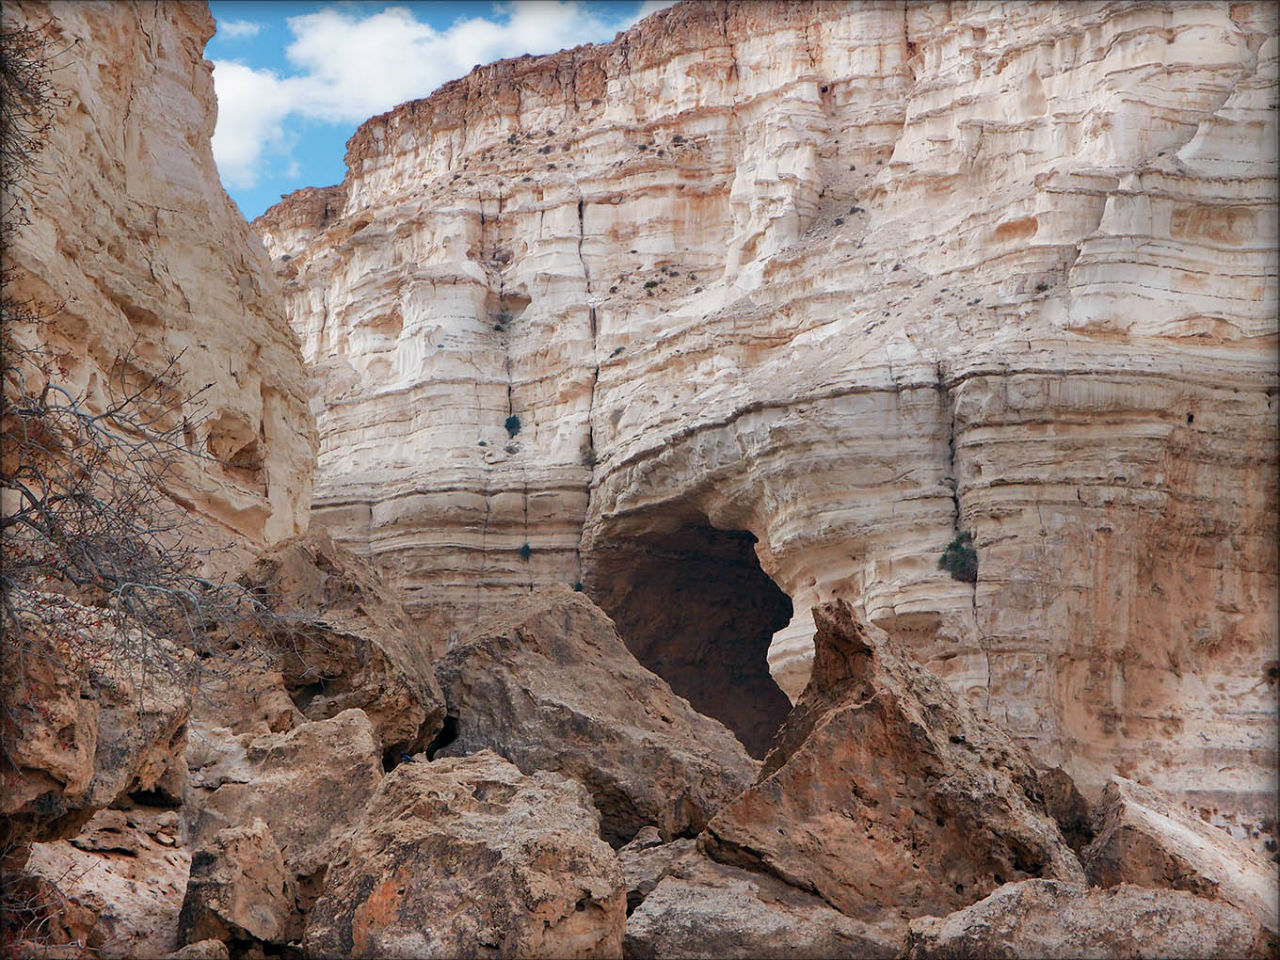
left=586, top=515, right=794, bottom=758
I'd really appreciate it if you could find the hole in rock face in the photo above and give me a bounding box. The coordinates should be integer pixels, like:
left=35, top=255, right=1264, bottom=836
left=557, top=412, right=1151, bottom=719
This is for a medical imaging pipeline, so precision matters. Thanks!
left=586, top=515, right=793, bottom=758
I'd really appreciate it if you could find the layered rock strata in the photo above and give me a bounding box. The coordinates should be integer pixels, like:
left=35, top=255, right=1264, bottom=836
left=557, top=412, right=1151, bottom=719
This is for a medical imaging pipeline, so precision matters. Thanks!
left=5, top=0, right=314, bottom=553
left=257, top=0, right=1278, bottom=836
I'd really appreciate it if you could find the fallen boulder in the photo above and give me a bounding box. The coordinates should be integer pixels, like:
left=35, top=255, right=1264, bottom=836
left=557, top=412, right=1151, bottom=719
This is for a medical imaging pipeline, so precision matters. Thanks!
left=21, top=807, right=191, bottom=958
left=434, top=587, right=757, bottom=845
left=178, top=817, right=297, bottom=946
left=617, top=826, right=698, bottom=914
left=186, top=708, right=382, bottom=898
left=624, top=853, right=902, bottom=959
left=233, top=531, right=447, bottom=757
left=905, top=879, right=1270, bottom=959
left=1083, top=776, right=1278, bottom=934
left=304, top=750, right=625, bottom=959
left=701, top=600, right=1084, bottom=929
left=1, top=592, right=191, bottom=849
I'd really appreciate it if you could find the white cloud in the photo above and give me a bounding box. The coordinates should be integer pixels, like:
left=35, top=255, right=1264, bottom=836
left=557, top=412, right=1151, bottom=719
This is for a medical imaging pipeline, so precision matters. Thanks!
left=212, top=1, right=666, bottom=189
left=218, top=19, right=262, bottom=39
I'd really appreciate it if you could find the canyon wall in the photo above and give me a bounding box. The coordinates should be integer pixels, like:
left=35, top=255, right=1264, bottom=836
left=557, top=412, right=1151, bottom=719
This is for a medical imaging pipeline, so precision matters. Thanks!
left=5, top=0, right=315, bottom=553
left=256, top=1, right=1277, bottom=836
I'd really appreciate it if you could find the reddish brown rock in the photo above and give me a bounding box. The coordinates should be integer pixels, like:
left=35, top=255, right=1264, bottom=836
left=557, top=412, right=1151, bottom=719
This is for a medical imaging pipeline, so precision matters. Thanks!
left=701, top=600, right=1084, bottom=930
left=178, top=818, right=297, bottom=946
left=624, top=853, right=903, bottom=959
left=304, top=750, right=625, bottom=959
left=433, top=587, right=757, bottom=845
left=905, top=880, right=1270, bottom=959
left=1082, top=776, right=1278, bottom=934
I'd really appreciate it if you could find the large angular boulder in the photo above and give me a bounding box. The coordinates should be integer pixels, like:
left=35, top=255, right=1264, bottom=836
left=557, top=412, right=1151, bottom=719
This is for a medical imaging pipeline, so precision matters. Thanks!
left=904, top=880, right=1270, bottom=959
left=701, top=600, right=1084, bottom=931
left=1082, top=776, right=1278, bottom=934
left=178, top=818, right=297, bottom=945
left=304, top=750, right=625, bottom=959
left=433, top=587, right=758, bottom=845
left=624, top=854, right=903, bottom=959
left=1, top=591, right=191, bottom=849
left=21, top=807, right=191, bottom=958
left=186, top=709, right=382, bottom=895
left=231, top=532, right=446, bottom=756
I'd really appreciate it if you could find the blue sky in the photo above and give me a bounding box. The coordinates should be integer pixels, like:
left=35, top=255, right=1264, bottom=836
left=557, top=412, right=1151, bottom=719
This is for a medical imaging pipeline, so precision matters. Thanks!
left=207, top=1, right=671, bottom=220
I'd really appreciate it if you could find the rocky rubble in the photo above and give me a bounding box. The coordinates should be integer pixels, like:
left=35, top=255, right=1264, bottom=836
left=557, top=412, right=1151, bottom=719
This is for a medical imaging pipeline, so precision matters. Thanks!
left=303, top=751, right=626, bottom=959
left=700, top=601, right=1085, bottom=930
left=433, top=586, right=757, bottom=845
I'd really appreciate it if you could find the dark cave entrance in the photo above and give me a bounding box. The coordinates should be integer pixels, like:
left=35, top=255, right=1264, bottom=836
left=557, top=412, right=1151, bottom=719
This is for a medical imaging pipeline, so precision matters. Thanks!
left=585, top=515, right=794, bottom=758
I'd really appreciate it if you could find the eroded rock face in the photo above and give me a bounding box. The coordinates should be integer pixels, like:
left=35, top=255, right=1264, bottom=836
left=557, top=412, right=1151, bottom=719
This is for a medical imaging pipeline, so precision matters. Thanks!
left=257, top=0, right=1278, bottom=839
left=185, top=709, right=383, bottom=896
left=904, top=880, right=1270, bottom=960
left=1, top=592, right=191, bottom=849
left=304, top=750, right=625, bottom=959
left=5, top=0, right=315, bottom=553
left=701, top=601, right=1084, bottom=930
left=21, top=808, right=191, bottom=959
left=231, top=531, right=446, bottom=755
left=179, top=818, right=297, bottom=946
left=433, top=586, right=758, bottom=845
left=1082, top=776, right=1279, bottom=934
left=624, top=854, right=903, bottom=960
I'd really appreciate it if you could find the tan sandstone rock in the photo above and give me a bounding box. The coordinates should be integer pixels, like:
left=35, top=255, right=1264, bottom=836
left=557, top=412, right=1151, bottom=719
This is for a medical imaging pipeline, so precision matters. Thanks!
left=701, top=600, right=1084, bottom=932
left=257, top=0, right=1278, bottom=843
left=617, top=827, right=698, bottom=915
left=5, top=0, right=314, bottom=555
left=1, top=592, right=191, bottom=849
left=904, top=879, right=1270, bottom=959
left=185, top=709, right=382, bottom=898
left=230, top=531, right=446, bottom=755
left=1082, top=776, right=1279, bottom=934
left=178, top=818, right=297, bottom=946
left=303, top=750, right=626, bottom=959
left=624, top=854, right=903, bottom=960
left=432, top=586, right=758, bottom=845
left=22, top=808, right=192, bottom=959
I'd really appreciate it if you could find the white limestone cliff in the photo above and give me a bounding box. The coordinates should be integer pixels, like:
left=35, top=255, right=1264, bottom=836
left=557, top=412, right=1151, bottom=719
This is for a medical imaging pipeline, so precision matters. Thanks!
left=256, top=1, right=1277, bottom=842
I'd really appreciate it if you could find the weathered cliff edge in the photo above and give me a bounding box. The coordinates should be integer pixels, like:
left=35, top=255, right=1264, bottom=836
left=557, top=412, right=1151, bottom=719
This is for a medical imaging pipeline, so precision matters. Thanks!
left=256, top=1, right=1278, bottom=839
left=6, top=0, right=315, bottom=553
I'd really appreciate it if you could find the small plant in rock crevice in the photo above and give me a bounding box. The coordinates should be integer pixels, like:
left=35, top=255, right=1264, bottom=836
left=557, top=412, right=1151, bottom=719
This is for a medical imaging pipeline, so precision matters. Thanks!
left=939, top=530, right=978, bottom=583
left=518, top=543, right=532, bottom=561
left=504, top=415, right=521, bottom=437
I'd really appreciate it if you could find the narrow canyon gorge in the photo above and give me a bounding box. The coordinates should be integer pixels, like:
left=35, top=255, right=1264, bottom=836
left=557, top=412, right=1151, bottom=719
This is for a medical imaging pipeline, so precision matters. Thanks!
left=1, top=1, right=1276, bottom=958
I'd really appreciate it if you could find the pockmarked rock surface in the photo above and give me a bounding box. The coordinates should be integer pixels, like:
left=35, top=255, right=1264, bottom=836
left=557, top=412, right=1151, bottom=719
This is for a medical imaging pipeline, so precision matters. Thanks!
left=433, top=586, right=758, bottom=845
left=701, top=600, right=1085, bottom=927
left=257, top=0, right=1278, bottom=838
left=904, top=879, right=1270, bottom=960
left=0, top=592, right=191, bottom=848
left=22, top=808, right=191, bottom=959
left=5, top=0, right=314, bottom=553
left=304, top=750, right=625, bottom=959
left=178, top=817, right=297, bottom=946
left=230, top=531, right=446, bottom=755
left=1082, top=776, right=1279, bottom=933
left=185, top=709, right=382, bottom=892
left=624, top=853, right=902, bottom=960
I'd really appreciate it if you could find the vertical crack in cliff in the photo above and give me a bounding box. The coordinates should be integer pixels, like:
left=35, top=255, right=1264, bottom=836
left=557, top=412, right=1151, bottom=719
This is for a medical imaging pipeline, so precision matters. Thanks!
left=578, top=194, right=600, bottom=584
left=938, top=363, right=993, bottom=714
